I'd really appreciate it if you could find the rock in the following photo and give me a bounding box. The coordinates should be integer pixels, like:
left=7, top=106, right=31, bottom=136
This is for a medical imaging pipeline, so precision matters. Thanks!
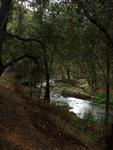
left=61, top=91, right=91, bottom=100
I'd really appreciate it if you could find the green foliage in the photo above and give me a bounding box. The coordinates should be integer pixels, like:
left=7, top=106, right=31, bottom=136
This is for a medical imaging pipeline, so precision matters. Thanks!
left=3, top=0, right=113, bottom=94
left=61, top=86, right=74, bottom=94
left=92, top=92, right=113, bottom=105
left=83, top=111, right=95, bottom=122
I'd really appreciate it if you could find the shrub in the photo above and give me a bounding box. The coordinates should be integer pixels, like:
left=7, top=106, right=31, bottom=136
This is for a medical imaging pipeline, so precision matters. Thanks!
left=92, top=92, right=113, bottom=105
left=83, top=111, right=95, bottom=122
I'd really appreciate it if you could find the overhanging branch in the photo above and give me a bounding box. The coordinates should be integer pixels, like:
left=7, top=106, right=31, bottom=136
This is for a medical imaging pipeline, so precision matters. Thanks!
left=4, top=54, right=38, bottom=69
left=78, top=1, right=113, bottom=47
left=6, top=32, right=45, bottom=49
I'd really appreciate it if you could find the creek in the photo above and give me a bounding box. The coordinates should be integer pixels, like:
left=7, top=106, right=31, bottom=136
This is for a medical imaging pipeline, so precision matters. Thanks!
left=50, top=91, right=106, bottom=120
left=41, top=81, right=112, bottom=120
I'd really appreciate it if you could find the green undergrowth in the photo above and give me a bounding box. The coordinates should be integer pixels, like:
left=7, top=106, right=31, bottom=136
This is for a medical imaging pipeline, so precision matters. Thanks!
left=92, top=92, right=113, bottom=105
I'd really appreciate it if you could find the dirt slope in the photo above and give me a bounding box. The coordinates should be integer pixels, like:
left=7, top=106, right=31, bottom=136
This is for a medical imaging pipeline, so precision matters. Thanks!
left=0, top=78, right=91, bottom=150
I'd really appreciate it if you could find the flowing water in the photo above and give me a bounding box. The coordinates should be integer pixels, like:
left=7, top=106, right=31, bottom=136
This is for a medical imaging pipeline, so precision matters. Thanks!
left=40, top=81, right=111, bottom=120
left=50, top=91, right=106, bottom=119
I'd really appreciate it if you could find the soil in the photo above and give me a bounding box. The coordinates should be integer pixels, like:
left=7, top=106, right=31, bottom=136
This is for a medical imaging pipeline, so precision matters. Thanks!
left=0, top=88, right=88, bottom=150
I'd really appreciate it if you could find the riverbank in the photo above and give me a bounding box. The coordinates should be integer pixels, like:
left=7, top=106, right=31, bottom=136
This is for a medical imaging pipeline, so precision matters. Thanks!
left=61, top=89, right=91, bottom=100
left=54, top=79, right=92, bottom=100
left=0, top=77, right=107, bottom=150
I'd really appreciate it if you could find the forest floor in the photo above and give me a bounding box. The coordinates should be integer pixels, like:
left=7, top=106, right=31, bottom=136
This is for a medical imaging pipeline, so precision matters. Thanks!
left=0, top=77, right=107, bottom=150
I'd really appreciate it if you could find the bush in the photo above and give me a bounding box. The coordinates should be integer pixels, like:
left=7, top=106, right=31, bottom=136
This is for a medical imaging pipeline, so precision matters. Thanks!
left=83, top=111, right=95, bottom=122
left=92, top=92, right=113, bottom=105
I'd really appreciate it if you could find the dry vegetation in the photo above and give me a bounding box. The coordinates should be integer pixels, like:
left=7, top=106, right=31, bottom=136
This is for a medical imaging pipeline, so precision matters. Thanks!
left=0, top=77, right=106, bottom=150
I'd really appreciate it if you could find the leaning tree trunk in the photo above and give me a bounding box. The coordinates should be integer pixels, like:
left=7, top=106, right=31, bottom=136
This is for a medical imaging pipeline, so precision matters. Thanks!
left=0, top=0, right=12, bottom=76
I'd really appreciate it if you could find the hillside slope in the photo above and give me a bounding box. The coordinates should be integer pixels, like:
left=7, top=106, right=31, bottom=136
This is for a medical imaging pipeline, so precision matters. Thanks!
left=0, top=78, right=104, bottom=150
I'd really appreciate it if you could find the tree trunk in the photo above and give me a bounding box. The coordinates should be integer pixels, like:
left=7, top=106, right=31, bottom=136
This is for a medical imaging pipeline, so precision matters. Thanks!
left=0, top=0, right=12, bottom=76
left=44, top=73, right=50, bottom=102
left=38, top=82, right=42, bottom=98
left=67, top=69, right=70, bottom=80
left=106, top=124, right=113, bottom=150
left=105, top=51, right=110, bottom=123
left=29, top=80, right=33, bottom=98
left=60, top=65, right=65, bottom=80
left=43, top=49, right=50, bottom=102
left=0, top=66, right=4, bottom=77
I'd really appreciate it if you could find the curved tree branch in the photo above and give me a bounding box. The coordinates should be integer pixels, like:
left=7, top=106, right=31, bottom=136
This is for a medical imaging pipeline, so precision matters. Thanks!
left=6, top=32, right=50, bottom=101
left=4, top=54, right=38, bottom=69
left=78, top=0, right=113, bottom=47
left=6, top=32, right=45, bottom=49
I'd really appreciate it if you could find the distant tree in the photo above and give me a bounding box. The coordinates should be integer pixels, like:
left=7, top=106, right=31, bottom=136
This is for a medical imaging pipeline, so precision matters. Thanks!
left=76, top=0, right=113, bottom=121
